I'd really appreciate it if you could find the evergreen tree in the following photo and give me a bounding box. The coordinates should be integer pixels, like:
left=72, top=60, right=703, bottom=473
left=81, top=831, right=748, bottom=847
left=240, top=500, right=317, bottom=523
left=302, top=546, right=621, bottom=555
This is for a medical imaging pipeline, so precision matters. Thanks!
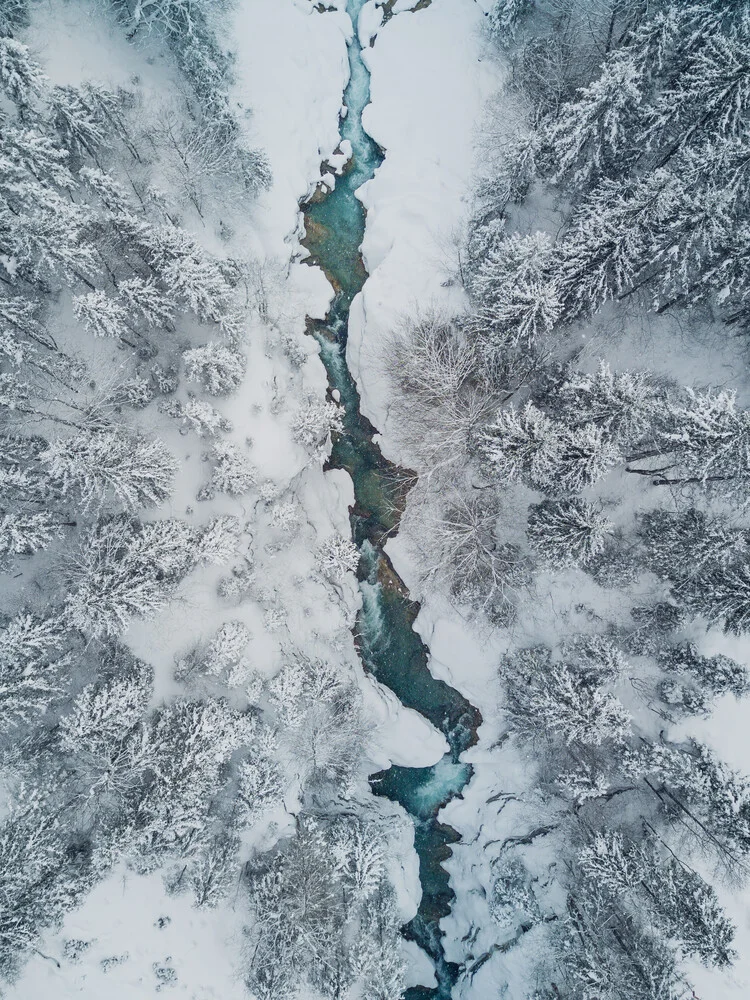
left=40, top=429, right=176, bottom=511
left=527, top=496, right=613, bottom=568
left=0, top=37, right=45, bottom=105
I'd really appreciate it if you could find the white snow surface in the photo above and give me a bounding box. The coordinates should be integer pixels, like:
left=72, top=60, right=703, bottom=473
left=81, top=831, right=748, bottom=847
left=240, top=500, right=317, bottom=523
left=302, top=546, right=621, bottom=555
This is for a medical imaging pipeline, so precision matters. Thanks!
left=348, top=0, right=503, bottom=460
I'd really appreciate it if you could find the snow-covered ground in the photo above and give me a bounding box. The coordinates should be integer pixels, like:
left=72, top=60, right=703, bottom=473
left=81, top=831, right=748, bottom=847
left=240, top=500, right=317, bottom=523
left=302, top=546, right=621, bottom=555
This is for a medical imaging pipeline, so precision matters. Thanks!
left=348, top=0, right=501, bottom=459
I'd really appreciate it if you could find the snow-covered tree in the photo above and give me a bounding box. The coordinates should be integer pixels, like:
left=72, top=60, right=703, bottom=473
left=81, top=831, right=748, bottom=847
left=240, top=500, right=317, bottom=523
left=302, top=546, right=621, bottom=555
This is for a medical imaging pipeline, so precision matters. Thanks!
left=477, top=401, right=561, bottom=488
left=162, top=254, right=230, bottom=322
left=193, top=514, right=242, bottom=565
left=659, top=643, right=749, bottom=700
left=72, top=291, right=131, bottom=341
left=186, top=832, right=240, bottom=908
left=486, top=0, right=533, bottom=47
left=0, top=510, right=63, bottom=558
left=631, top=738, right=750, bottom=862
left=291, top=397, right=343, bottom=454
left=0, top=794, right=96, bottom=978
left=479, top=401, right=620, bottom=491
left=116, top=277, right=175, bottom=328
left=690, top=560, right=750, bottom=636
left=0, top=612, right=68, bottom=732
left=331, top=819, right=384, bottom=903
left=527, top=496, right=613, bottom=568
left=183, top=343, right=245, bottom=395
left=65, top=516, right=202, bottom=638
left=270, top=499, right=300, bottom=535
left=50, top=84, right=125, bottom=160
left=200, top=440, right=256, bottom=498
left=60, top=660, right=154, bottom=809
left=0, top=37, right=45, bottom=105
left=637, top=507, right=747, bottom=586
left=316, top=533, right=359, bottom=582
left=640, top=388, right=750, bottom=493
left=503, top=645, right=631, bottom=746
left=545, top=362, right=665, bottom=449
left=236, top=753, right=284, bottom=822
left=40, top=429, right=176, bottom=510
left=579, top=830, right=736, bottom=968
left=133, top=698, right=252, bottom=860
left=465, top=230, right=561, bottom=351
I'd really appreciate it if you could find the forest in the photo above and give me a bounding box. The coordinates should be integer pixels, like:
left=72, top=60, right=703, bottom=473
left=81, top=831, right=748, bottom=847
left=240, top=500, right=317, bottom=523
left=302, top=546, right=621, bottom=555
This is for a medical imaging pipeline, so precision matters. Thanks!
left=3, top=0, right=750, bottom=998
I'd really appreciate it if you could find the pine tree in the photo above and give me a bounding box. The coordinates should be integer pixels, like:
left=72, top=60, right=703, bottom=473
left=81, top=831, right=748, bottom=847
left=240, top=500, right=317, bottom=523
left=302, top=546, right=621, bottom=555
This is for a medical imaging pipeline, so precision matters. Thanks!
left=72, top=291, right=131, bottom=341
left=578, top=830, right=736, bottom=967
left=637, top=507, right=747, bottom=585
left=477, top=401, right=562, bottom=488
left=545, top=361, right=665, bottom=449
left=486, top=0, right=533, bottom=47
left=0, top=794, right=93, bottom=978
left=40, top=428, right=176, bottom=510
left=117, top=276, right=175, bottom=328
left=691, top=559, right=750, bottom=635
left=50, top=84, right=121, bottom=160
left=0, top=37, right=45, bottom=105
left=527, top=497, right=613, bottom=568
left=464, top=231, right=561, bottom=351
left=648, top=388, right=750, bottom=491
left=503, top=646, right=631, bottom=746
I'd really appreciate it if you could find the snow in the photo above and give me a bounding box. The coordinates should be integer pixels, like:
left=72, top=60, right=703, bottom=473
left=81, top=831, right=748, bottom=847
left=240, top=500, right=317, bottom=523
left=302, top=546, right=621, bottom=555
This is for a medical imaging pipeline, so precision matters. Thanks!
left=348, top=0, right=504, bottom=458
left=6, top=866, right=250, bottom=999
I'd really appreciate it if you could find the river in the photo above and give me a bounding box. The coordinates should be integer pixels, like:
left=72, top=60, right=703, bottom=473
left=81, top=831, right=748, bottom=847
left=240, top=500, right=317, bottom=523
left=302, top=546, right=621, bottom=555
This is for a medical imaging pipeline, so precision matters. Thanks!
left=301, top=2, right=482, bottom=997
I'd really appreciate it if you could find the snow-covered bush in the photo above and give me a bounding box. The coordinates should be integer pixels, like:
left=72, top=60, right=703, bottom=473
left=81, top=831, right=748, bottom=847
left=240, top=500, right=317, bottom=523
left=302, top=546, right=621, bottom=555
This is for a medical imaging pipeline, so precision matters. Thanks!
left=204, top=620, right=251, bottom=677
left=163, top=397, right=232, bottom=436
left=271, top=499, right=301, bottom=534
left=200, top=440, right=256, bottom=498
left=183, top=343, right=246, bottom=395
left=263, top=608, right=287, bottom=633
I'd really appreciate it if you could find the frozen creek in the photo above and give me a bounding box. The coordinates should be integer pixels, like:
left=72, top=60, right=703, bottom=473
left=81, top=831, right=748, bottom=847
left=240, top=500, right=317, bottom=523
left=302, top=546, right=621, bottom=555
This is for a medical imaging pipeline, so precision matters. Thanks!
left=302, top=1, right=482, bottom=996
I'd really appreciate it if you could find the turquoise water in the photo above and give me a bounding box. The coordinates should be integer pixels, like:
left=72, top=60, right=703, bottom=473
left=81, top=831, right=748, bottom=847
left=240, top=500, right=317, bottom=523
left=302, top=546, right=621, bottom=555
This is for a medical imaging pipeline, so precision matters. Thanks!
left=302, top=2, right=481, bottom=996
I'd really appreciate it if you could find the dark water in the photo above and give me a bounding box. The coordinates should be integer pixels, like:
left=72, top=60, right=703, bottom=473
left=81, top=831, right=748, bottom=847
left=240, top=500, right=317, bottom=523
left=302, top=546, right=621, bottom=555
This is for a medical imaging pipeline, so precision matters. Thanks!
left=302, top=2, right=481, bottom=996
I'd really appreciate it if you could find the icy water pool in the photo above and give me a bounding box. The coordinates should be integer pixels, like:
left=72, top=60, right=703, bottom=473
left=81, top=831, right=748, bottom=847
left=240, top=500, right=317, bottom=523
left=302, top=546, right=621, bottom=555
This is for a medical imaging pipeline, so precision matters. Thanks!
left=302, top=2, right=481, bottom=996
